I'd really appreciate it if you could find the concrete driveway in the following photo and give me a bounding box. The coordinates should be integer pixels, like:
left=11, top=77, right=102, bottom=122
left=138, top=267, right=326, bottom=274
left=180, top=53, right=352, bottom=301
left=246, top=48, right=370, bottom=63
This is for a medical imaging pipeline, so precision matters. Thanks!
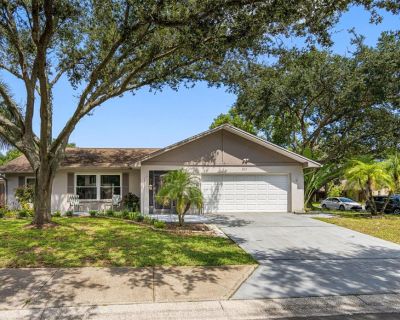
left=210, top=212, right=400, bottom=299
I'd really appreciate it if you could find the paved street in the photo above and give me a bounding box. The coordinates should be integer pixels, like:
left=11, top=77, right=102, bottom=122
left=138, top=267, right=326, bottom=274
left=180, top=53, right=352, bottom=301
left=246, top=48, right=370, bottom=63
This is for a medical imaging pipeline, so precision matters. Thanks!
left=210, top=212, right=400, bottom=299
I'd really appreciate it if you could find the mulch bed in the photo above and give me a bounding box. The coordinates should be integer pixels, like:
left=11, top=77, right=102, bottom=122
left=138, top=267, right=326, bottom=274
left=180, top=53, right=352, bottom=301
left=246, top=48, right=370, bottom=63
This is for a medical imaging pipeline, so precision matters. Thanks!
left=100, top=216, right=219, bottom=236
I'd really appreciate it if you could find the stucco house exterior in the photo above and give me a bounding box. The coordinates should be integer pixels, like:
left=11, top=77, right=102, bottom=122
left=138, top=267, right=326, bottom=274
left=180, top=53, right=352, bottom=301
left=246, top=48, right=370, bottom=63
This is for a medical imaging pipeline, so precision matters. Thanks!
left=0, top=125, right=320, bottom=214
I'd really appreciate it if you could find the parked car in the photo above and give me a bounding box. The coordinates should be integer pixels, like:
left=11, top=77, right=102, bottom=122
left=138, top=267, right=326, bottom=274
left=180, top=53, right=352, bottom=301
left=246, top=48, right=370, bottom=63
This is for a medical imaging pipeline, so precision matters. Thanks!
left=321, top=197, right=362, bottom=211
left=365, top=195, right=400, bottom=214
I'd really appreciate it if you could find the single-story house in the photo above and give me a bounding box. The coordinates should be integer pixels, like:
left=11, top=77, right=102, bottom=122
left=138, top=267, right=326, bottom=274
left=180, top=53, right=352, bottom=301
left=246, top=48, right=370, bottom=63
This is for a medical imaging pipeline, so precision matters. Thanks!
left=0, top=125, right=320, bottom=214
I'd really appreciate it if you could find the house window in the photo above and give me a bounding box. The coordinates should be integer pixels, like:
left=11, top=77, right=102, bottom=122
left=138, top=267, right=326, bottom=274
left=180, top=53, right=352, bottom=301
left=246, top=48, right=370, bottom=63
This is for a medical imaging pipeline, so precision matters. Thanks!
left=100, top=175, right=121, bottom=199
left=76, top=175, right=97, bottom=200
left=75, top=174, right=121, bottom=200
left=25, top=177, right=36, bottom=187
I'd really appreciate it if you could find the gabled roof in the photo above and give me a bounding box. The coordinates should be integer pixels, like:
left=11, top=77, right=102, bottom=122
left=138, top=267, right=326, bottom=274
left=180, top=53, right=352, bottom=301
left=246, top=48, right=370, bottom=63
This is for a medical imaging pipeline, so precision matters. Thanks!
left=0, top=125, right=321, bottom=173
left=0, top=148, right=159, bottom=173
left=139, top=124, right=321, bottom=168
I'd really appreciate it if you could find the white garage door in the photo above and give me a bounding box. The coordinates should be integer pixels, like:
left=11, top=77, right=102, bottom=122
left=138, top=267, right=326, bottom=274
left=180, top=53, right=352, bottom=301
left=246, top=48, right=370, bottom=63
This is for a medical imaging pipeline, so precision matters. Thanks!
left=201, top=175, right=289, bottom=213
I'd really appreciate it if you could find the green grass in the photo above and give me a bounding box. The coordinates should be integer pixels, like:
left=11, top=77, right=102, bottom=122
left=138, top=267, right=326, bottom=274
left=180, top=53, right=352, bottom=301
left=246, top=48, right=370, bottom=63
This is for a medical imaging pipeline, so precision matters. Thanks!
left=0, top=217, right=256, bottom=268
left=316, top=215, right=400, bottom=244
left=309, top=202, right=369, bottom=217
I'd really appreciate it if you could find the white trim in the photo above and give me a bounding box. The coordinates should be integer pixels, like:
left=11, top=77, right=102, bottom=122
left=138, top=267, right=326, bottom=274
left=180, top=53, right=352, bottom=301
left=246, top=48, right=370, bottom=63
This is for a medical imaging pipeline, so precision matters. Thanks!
left=74, top=173, right=122, bottom=201
left=138, top=124, right=321, bottom=168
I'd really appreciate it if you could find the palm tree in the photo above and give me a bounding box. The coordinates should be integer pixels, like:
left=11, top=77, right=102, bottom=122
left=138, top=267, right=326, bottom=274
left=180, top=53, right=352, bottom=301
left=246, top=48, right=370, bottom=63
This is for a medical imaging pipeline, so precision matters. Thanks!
left=345, top=157, right=392, bottom=215
left=384, top=153, right=400, bottom=193
left=304, top=164, right=341, bottom=208
left=156, top=169, right=203, bottom=226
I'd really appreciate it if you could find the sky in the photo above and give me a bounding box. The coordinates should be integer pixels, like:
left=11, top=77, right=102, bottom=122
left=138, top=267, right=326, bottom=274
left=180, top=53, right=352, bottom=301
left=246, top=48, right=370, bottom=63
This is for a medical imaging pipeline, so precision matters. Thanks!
left=1, top=5, right=399, bottom=151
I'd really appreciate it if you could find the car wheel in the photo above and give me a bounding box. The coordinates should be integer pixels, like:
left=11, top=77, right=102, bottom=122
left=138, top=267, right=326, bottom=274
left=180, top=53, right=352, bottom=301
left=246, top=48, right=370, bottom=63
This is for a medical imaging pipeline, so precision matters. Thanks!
left=394, top=208, right=400, bottom=215
left=322, top=204, right=327, bottom=210
left=339, top=205, right=345, bottom=211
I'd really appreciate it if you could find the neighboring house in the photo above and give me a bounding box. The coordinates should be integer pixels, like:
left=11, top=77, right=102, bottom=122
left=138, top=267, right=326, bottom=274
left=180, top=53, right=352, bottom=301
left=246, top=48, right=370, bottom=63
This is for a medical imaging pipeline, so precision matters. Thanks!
left=0, top=125, right=320, bottom=214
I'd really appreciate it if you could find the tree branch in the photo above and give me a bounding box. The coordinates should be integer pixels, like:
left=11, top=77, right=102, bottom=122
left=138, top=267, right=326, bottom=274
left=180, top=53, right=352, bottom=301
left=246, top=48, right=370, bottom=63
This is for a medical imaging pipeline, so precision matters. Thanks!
left=0, top=84, right=24, bottom=128
left=0, top=114, right=22, bottom=137
left=0, top=64, right=24, bottom=80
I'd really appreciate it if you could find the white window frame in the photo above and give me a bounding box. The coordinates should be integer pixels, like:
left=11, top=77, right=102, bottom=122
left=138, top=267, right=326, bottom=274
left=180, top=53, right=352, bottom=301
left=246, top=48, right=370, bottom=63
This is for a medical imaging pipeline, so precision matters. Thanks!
left=25, top=176, right=36, bottom=186
left=74, top=173, right=122, bottom=201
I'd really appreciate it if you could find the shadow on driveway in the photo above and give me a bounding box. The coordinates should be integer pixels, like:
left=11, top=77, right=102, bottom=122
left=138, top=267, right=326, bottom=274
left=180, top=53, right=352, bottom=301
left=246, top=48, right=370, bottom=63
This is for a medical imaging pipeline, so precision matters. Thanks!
left=209, top=212, right=400, bottom=299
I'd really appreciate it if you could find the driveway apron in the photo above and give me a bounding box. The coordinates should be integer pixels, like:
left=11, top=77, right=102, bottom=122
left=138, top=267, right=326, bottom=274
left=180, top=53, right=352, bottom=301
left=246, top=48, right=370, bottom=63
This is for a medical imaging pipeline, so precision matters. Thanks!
left=210, top=212, right=400, bottom=299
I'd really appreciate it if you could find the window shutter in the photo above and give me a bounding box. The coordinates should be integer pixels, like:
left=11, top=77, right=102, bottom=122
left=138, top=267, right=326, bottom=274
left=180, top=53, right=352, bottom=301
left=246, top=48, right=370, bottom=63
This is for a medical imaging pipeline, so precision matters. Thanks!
left=18, top=176, right=25, bottom=187
left=122, top=173, right=129, bottom=198
left=67, top=173, right=74, bottom=194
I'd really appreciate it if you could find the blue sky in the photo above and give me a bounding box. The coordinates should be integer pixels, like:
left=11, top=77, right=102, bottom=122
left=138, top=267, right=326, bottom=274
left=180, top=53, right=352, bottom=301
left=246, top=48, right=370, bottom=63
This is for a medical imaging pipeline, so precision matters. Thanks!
left=2, top=5, right=399, bottom=151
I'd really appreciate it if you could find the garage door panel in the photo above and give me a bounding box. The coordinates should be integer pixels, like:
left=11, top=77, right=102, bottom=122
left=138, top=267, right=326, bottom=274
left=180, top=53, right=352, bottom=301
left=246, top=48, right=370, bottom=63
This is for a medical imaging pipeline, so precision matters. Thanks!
left=202, top=174, right=289, bottom=213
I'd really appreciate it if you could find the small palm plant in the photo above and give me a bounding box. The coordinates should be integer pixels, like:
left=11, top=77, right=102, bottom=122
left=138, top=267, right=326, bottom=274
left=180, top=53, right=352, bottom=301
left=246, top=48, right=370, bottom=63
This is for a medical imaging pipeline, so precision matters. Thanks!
left=156, top=169, right=203, bottom=226
left=345, top=157, right=393, bottom=215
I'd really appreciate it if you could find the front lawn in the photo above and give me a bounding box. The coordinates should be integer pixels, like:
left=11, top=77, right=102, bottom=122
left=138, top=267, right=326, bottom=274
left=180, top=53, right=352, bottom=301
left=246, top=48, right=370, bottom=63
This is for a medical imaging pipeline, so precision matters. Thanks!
left=317, top=215, right=400, bottom=244
left=0, top=217, right=255, bottom=268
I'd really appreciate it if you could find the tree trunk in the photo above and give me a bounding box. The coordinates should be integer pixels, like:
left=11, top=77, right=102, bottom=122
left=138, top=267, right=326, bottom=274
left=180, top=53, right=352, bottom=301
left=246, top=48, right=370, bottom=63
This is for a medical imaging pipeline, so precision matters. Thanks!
left=380, top=191, right=393, bottom=215
left=32, top=162, right=56, bottom=227
left=178, top=213, right=184, bottom=226
left=366, top=179, right=377, bottom=215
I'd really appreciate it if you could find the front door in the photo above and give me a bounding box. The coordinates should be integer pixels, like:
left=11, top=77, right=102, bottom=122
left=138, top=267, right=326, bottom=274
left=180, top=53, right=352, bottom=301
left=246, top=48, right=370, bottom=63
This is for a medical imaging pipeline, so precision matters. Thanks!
left=149, top=171, right=171, bottom=213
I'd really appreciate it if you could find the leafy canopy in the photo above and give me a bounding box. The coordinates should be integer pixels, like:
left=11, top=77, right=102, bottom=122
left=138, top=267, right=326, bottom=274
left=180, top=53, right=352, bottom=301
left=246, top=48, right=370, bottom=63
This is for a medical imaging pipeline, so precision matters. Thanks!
left=210, top=108, right=256, bottom=134
left=220, top=32, right=400, bottom=163
left=0, top=148, right=21, bottom=165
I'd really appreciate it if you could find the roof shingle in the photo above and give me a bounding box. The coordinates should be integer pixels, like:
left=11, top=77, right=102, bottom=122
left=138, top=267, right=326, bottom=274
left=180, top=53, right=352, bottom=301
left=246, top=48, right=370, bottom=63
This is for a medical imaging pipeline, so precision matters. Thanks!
left=0, top=148, right=159, bottom=173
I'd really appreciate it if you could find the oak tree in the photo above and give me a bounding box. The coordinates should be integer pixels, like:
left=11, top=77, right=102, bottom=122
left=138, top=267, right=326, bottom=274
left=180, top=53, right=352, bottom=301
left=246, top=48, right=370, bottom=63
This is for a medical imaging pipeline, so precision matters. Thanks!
left=0, top=1, right=398, bottom=226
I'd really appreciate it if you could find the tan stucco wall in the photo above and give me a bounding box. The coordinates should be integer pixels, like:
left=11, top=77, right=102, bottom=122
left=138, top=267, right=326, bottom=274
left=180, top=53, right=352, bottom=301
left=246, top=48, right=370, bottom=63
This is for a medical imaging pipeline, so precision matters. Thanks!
left=141, top=129, right=305, bottom=214
left=143, top=130, right=299, bottom=166
left=4, top=175, right=19, bottom=209
left=4, top=169, right=141, bottom=212
left=140, top=164, right=305, bottom=214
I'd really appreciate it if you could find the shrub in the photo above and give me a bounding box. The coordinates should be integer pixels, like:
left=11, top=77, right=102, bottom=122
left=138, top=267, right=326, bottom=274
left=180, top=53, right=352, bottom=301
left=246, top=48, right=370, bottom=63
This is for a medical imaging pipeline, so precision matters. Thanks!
left=4, top=210, right=18, bottom=219
left=53, top=210, right=61, bottom=217
left=106, top=209, right=114, bottom=217
left=121, top=210, right=130, bottom=219
left=128, top=212, right=138, bottom=220
left=153, top=220, right=166, bottom=229
left=135, top=213, right=144, bottom=222
left=113, top=211, right=123, bottom=218
left=143, top=215, right=154, bottom=224
left=17, top=209, right=32, bottom=219
left=14, top=186, right=34, bottom=209
left=89, top=210, right=97, bottom=217
left=65, top=210, right=73, bottom=217
left=97, top=210, right=104, bottom=217
left=123, top=193, right=140, bottom=211
left=0, top=208, right=5, bottom=218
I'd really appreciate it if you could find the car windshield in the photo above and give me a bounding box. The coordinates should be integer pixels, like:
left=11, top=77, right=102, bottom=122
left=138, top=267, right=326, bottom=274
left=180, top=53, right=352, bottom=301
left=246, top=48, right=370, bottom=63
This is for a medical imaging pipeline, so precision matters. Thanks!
left=338, top=197, right=354, bottom=203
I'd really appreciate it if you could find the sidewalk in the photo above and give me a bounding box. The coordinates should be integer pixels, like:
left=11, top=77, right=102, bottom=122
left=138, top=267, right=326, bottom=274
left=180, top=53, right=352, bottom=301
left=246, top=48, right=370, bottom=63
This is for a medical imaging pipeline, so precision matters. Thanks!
left=0, top=266, right=256, bottom=310
left=2, top=294, right=400, bottom=319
